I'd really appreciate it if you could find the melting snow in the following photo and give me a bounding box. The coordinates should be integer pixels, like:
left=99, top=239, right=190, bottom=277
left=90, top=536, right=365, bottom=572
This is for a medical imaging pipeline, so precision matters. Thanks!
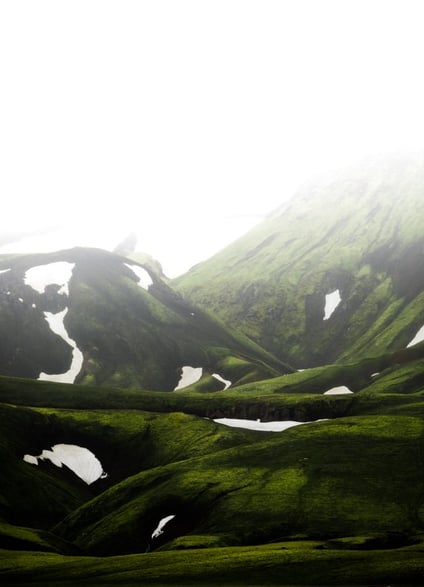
left=151, top=515, right=176, bottom=538
left=23, top=455, right=38, bottom=465
left=213, top=419, right=305, bottom=432
left=24, top=262, right=75, bottom=295
left=323, top=385, right=353, bottom=395
left=23, top=444, right=106, bottom=485
left=38, top=309, right=83, bottom=383
left=212, top=373, right=232, bottom=390
left=407, top=325, right=424, bottom=348
left=124, top=263, right=153, bottom=290
left=323, top=289, right=341, bottom=320
left=174, top=366, right=203, bottom=390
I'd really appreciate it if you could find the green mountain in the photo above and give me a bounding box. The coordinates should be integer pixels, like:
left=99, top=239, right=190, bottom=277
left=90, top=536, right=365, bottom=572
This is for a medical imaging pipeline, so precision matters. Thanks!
left=2, top=155, right=424, bottom=585
left=0, top=247, right=288, bottom=390
left=175, top=155, right=424, bottom=368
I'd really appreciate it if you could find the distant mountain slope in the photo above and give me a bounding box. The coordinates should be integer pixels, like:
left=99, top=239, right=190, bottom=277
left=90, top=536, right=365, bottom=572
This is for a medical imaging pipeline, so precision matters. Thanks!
left=174, top=155, right=424, bottom=367
left=0, top=247, right=288, bottom=390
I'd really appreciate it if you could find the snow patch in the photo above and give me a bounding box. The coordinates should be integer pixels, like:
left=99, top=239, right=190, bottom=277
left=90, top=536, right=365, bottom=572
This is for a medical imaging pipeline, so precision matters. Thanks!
left=323, top=289, right=341, bottom=320
left=323, top=385, right=353, bottom=395
left=407, top=325, right=424, bottom=348
left=23, top=444, right=106, bottom=485
left=151, top=515, right=176, bottom=538
left=174, top=366, right=203, bottom=390
left=38, top=308, right=83, bottom=383
left=24, top=262, right=75, bottom=295
left=23, top=454, right=38, bottom=465
left=213, top=418, right=306, bottom=432
left=0, top=268, right=10, bottom=275
left=212, top=373, right=232, bottom=390
left=124, top=263, right=153, bottom=290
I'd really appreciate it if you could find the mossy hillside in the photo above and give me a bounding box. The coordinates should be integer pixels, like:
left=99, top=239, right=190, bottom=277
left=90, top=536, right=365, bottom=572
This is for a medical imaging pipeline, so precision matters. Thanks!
left=54, top=415, right=424, bottom=555
left=30, top=407, right=262, bottom=483
left=2, top=342, right=423, bottom=422
left=0, top=402, right=259, bottom=527
left=0, top=404, right=97, bottom=528
left=174, top=155, right=424, bottom=367
left=0, top=521, right=78, bottom=554
left=0, top=372, right=358, bottom=422
left=0, top=247, right=289, bottom=390
left=2, top=363, right=424, bottom=585
left=2, top=539, right=424, bottom=586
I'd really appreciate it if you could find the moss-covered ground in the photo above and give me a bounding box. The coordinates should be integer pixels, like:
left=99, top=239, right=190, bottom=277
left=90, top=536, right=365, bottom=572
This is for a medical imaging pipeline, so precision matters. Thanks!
left=1, top=340, right=424, bottom=584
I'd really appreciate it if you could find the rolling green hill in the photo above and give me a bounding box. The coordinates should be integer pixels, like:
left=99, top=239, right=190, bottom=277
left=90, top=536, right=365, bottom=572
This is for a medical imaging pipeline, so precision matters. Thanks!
left=1, top=340, right=424, bottom=584
left=175, top=155, right=424, bottom=368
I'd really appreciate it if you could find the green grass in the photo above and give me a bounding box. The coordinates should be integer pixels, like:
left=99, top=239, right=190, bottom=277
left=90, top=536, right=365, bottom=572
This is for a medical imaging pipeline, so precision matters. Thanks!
left=1, top=539, right=424, bottom=585
left=1, top=342, right=424, bottom=584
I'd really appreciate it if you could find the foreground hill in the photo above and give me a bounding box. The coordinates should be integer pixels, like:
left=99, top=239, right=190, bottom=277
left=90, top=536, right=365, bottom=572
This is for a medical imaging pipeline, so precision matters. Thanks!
left=0, top=247, right=288, bottom=390
left=1, top=341, right=424, bottom=584
left=175, top=155, right=424, bottom=368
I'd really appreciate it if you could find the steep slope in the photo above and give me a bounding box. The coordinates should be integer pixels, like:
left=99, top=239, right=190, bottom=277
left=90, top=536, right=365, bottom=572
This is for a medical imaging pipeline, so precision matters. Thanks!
left=0, top=247, right=289, bottom=390
left=174, top=154, right=424, bottom=368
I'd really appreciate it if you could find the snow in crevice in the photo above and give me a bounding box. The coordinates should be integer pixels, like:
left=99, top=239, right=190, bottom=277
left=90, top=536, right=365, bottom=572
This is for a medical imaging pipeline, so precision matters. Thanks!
left=213, top=419, right=312, bottom=432
left=174, top=366, right=203, bottom=390
left=407, top=325, right=424, bottom=348
left=151, top=515, right=176, bottom=538
left=23, top=444, right=107, bottom=485
left=38, top=308, right=83, bottom=383
left=212, top=373, right=232, bottom=390
left=0, top=268, right=11, bottom=275
left=124, top=263, right=153, bottom=290
left=24, top=262, right=75, bottom=296
left=323, top=385, right=353, bottom=395
left=323, top=289, right=341, bottom=320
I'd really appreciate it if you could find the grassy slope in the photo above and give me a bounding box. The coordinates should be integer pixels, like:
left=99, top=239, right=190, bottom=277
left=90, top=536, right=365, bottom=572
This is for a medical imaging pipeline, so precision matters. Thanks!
left=52, top=414, right=424, bottom=555
left=2, top=539, right=424, bottom=586
left=1, top=342, right=424, bottom=583
left=174, top=156, right=424, bottom=367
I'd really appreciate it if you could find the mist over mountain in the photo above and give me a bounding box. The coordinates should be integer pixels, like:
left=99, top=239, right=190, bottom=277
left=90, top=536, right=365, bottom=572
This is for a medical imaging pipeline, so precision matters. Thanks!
left=2, top=154, right=424, bottom=585
left=175, top=154, right=424, bottom=368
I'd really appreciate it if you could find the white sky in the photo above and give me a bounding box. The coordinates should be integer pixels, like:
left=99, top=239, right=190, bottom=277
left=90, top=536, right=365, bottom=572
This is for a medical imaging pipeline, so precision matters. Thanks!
left=1, top=0, right=424, bottom=276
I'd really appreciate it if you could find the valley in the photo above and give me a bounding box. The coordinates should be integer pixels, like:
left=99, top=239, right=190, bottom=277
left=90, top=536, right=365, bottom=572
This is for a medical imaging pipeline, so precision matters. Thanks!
left=1, top=155, right=424, bottom=585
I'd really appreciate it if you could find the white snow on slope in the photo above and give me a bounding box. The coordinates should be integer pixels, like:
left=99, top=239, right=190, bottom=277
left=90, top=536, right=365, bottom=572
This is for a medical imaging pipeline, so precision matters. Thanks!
left=212, top=373, right=232, bottom=390
left=407, top=325, right=424, bottom=348
left=23, top=444, right=107, bottom=485
left=213, top=419, right=306, bottom=432
left=0, top=268, right=10, bottom=275
left=124, top=263, right=153, bottom=290
left=323, top=385, right=353, bottom=395
left=151, top=515, right=176, bottom=538
left=323, top=289, right=341, bottom=320
left=174, top=366, right=203, bottom=390
left=38, top=309, right=83, bottom=383
left=24, top=262, right=75, bottom=295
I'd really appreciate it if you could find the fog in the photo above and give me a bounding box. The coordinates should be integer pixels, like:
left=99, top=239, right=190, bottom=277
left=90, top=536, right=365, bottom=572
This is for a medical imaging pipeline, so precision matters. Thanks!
left=1, top=1, right=424, bottom=276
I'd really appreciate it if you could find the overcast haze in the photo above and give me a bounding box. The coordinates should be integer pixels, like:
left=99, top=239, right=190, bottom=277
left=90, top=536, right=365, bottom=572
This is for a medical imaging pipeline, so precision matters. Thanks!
left=1, top=1, right=424, bottom=276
